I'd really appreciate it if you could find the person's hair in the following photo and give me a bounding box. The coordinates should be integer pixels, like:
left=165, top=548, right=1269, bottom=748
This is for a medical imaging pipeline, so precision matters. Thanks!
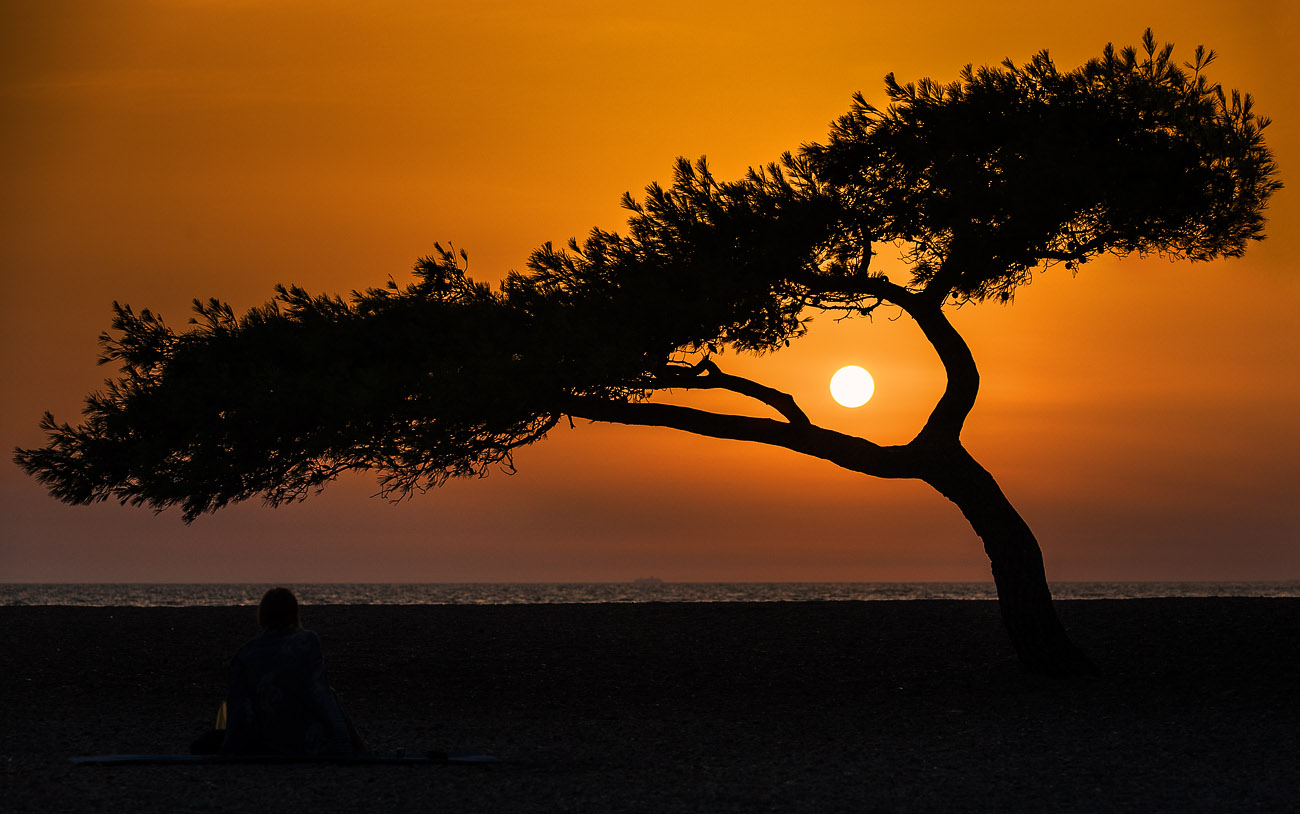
left=257, top=587, right=301, bottom=630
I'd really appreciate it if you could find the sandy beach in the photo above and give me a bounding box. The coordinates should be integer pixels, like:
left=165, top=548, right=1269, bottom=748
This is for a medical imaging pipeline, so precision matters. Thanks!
left=1, top=599, right=1296, bottom=812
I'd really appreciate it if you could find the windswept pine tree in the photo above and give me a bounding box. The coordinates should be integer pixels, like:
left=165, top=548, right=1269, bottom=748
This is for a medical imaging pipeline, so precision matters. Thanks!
left=16, top=32, right=1279, bottom=674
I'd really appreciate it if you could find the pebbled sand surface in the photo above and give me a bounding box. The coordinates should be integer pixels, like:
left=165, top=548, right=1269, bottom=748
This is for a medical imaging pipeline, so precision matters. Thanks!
left=1, top=599, right=1297, bottom=812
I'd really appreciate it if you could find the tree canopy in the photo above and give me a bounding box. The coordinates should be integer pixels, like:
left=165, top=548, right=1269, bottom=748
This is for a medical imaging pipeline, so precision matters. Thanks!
left=814, top=36, right=1276, bottom=303
left=17, top=31, right=1278, bottom=523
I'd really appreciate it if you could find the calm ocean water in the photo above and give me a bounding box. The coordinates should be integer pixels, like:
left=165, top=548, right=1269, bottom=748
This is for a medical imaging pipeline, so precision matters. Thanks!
left=2, top=581, right=1298, bottom=607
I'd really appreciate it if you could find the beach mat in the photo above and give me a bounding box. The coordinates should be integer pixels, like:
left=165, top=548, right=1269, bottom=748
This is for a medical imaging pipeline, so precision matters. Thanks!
left=70, top=752, right=500, bottom=765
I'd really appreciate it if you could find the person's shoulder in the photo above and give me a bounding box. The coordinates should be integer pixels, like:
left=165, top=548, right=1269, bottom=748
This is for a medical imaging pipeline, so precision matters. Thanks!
left=233, top=626, right=311, bottom=653
left=231, top=628, right=274, bottom=657
left=285, top=628, right=324, bottom=652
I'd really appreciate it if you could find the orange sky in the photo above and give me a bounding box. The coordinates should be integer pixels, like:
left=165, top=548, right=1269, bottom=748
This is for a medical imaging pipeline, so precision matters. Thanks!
left=2, top=0, right=1297, bottom=583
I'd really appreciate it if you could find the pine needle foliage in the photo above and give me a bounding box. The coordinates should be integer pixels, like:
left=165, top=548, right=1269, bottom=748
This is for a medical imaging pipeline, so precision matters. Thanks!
left=16, top=32, right=1278, bottom=520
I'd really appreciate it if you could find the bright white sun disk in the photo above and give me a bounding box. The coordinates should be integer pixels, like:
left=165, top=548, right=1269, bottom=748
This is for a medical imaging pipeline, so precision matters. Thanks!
left=830, top=365, right=875, bottom=408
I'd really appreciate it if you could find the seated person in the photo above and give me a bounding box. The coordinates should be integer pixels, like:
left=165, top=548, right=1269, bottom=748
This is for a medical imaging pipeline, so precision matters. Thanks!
left=216, top=587, right=364, bottom=756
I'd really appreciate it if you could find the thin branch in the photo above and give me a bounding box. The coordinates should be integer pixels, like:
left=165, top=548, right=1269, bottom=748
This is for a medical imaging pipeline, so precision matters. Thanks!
left=919, top=259, right=964, bottom=307
left=651, top=360, right=811, bottom=425
left=1037, top=233, right=1112, bottom=264
left=795, top=272, right=918, bottom=307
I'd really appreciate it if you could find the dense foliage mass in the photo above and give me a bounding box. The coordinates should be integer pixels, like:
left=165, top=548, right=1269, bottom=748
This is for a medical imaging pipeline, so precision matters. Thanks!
left=17, top=32, right=1278, bottom=522
left=811, top=33, right=1278, bottom=303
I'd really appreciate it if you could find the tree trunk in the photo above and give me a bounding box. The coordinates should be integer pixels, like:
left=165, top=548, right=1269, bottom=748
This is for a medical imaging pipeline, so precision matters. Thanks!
left=921, top=443, right=1096, bottom=676
left=571, top=397, right=1096, bottom=675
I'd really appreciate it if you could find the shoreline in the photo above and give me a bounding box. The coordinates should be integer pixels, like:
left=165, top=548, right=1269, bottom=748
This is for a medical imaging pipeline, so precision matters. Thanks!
left=2, top=599, right=1297, bottom=811
left=4, top=580, right=1300, bottom=608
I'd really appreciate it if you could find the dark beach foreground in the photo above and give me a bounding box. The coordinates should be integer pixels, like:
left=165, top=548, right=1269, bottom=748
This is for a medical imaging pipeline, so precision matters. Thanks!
left=1, top=600, right=1296, bottom=812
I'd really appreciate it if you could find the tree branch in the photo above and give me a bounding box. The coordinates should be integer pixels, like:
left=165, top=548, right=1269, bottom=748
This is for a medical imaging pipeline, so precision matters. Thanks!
left=795, top=272, right=918, bottom=308
left=920, top=256, right=964, bottom=307
left=651, top=360, right=811, bottom=425
left=788, top=270, right=977, bottom=445
left=902, top=301, right=979, bottom=445
left=1037, top=233, right=1112, bottom=264
left=562, top=397, right=917, bottom=480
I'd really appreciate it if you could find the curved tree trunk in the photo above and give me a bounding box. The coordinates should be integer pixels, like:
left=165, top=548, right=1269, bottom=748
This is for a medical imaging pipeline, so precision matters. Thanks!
left=571, top=395, right=1097, bottom=676
left=900, top=298, right=1094, bottom=675
left=567, top=285, right=1097, bottom=675
left=920, top=442, right=1095, bottom=675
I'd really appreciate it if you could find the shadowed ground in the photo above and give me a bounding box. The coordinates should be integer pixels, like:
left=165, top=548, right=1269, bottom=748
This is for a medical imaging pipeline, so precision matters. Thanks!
left=1, top=599, right=1296, bottom=812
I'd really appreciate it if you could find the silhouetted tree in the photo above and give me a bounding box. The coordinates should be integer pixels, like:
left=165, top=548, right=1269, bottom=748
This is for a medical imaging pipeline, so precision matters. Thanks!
left=16, top=33, right=1278, bottom=674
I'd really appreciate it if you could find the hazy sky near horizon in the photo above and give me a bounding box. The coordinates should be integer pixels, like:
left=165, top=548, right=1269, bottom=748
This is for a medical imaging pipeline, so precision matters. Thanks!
left=3, top=0, right=1297, bottom=583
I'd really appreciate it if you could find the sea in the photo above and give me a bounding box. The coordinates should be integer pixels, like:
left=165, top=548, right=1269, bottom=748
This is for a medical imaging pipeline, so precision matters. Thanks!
left=2, top=581, right=1298, bottom=607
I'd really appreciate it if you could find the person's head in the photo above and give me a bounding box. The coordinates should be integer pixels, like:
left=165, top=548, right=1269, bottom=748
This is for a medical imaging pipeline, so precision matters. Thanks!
left=257, top=587, right=301, bottom=630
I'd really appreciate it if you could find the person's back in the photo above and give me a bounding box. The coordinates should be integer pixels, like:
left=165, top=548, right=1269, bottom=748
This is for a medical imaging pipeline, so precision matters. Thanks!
left=220, top=588, right=354, bottom=756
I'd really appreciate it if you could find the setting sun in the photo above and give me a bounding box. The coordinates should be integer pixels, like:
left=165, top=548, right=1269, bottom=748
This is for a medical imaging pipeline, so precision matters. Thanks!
left=830, top=365, right=875, bottom=408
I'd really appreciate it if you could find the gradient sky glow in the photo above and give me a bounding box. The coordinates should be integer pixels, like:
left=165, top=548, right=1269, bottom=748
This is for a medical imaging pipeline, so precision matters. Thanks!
left=2, top=0, right=1297, bottom=583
